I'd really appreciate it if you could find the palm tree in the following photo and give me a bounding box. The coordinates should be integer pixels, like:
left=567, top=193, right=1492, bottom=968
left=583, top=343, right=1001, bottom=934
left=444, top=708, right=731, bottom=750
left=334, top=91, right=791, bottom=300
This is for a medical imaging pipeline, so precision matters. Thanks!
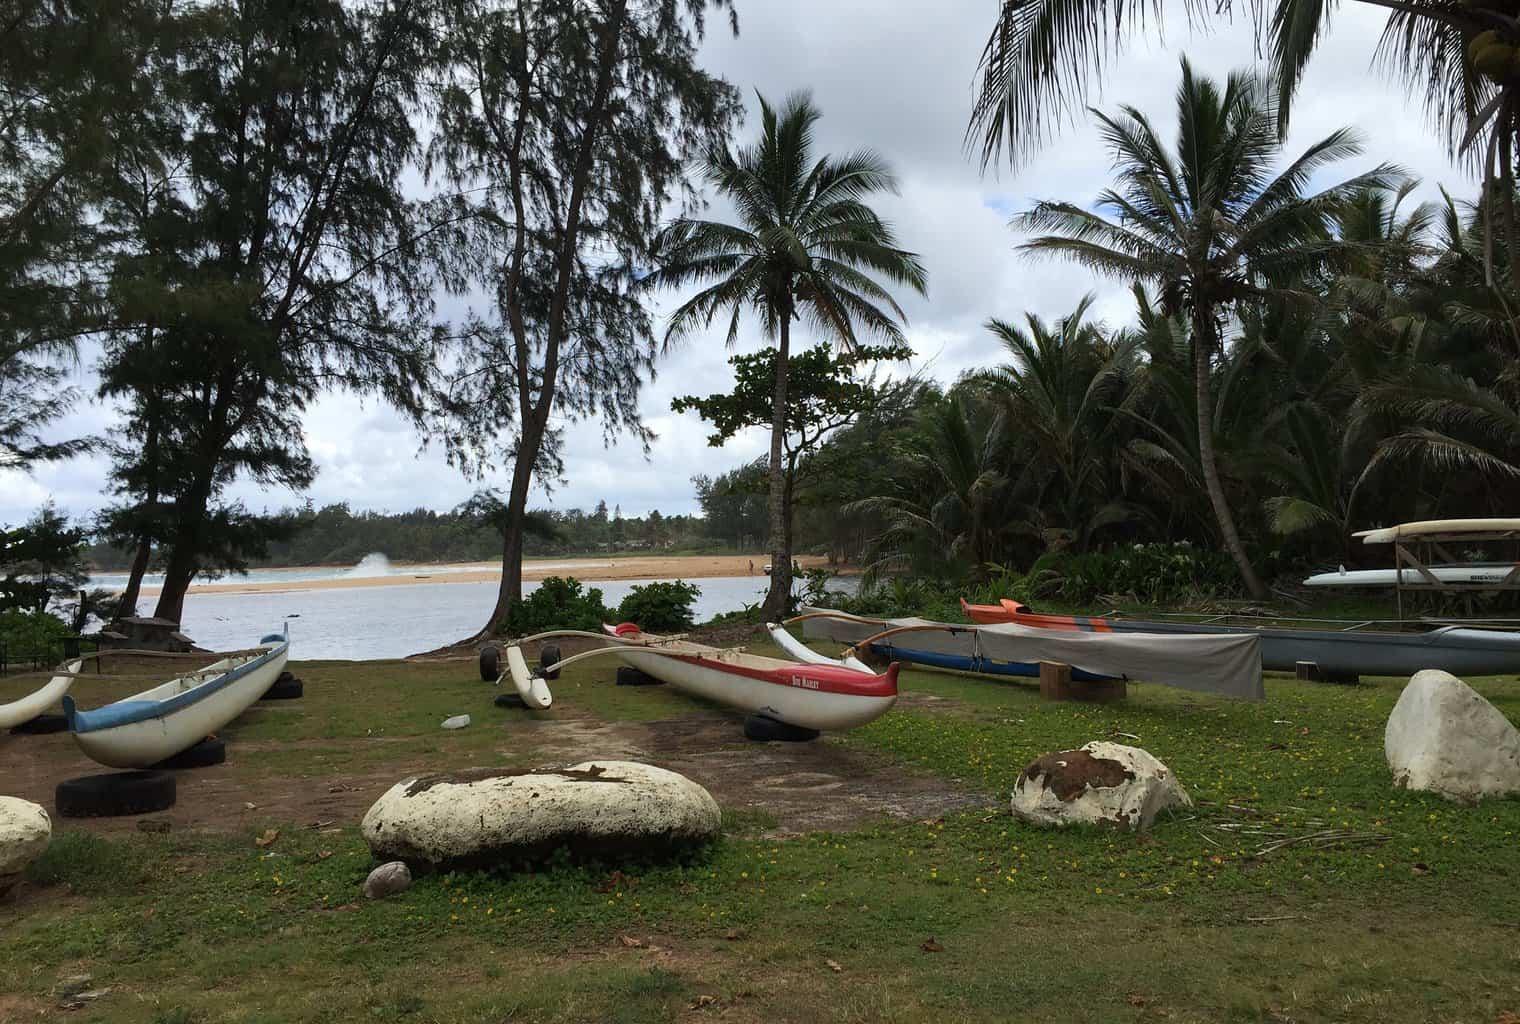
left=980, top=295, right=1145, bottom=550
left=647, top=92, right=927, bottom=618
left=970, top=0, right=1520, bottom=288
left=846, top=395, right=1017, bottom=583
left=1018, top=60, right=1399, bottom=599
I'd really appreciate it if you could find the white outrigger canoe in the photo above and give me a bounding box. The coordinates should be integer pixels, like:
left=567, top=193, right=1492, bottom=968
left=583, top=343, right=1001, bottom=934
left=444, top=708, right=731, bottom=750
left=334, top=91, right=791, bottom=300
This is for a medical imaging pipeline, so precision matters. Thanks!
left=62, top=631, right=289, bottom=768
left=497, top=625, right=899, bottom=733
left=1305, top=565, right=1520, bottom=587
left=0, top=659, right=83, bottom=729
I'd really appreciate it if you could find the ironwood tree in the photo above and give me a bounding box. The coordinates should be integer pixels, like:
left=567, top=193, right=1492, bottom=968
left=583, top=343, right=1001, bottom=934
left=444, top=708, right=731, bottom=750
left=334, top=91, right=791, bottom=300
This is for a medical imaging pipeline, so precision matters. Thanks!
left=0, top=0, right=170, bottom=470
left=428, top=0, right=742, bottom=638
left=95, top=0, right=451, bottom=623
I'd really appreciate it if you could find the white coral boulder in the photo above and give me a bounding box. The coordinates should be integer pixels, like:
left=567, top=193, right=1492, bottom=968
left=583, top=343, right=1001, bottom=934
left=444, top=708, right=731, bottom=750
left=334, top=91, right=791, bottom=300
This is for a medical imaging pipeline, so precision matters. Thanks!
left=0, top=796, right=51, bottom=895
left=1386, top=670, right=1520, bottom=803
left=1011, top=741, right=1191, bottom=831
left=361, top=761, right=721, bottom=871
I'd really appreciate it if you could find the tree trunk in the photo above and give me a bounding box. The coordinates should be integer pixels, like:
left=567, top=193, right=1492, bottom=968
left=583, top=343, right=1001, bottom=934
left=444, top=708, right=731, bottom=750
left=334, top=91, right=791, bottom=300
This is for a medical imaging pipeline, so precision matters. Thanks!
left=117, top=539, right=152, bottom=619
left=479, top=427, right=539, bottom=638
left=152, top=541, right=197, bottom=624
left=1193, top=308, right=1268, bottom=600
left=1501, top=133, right=1519, bottom=293
left=761, top=313, right=793, bottom=620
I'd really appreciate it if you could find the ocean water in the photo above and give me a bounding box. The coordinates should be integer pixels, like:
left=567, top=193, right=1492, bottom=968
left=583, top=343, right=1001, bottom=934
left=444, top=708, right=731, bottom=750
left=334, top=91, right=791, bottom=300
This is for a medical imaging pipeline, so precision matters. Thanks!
left=110, top=572, right=857, bottom=660
left=87, top=553, right=617, bottom=590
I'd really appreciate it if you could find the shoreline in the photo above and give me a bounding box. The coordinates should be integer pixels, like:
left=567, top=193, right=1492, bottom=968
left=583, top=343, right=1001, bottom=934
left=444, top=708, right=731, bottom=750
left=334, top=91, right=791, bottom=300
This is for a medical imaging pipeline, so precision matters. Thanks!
left=133, top=553, right=843, bottom=597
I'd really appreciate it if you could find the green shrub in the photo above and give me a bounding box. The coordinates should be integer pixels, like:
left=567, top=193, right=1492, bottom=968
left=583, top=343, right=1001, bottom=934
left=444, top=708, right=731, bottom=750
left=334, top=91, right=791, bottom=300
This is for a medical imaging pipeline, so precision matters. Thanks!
left=0, top=608, right=72, bottom=665
left=616, top=580, right=700, bottom=632
left=502, top=577, right=611, bottom=635
left=1027, top=542, right=1241, bottom=605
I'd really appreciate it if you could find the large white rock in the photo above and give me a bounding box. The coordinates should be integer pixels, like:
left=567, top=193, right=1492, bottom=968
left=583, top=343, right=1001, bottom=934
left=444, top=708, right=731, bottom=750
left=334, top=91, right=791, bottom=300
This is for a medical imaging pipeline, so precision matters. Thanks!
left=1386, top=670, right=1520, bottom=803
left=1011, top=741, right=1191, bottom=831
left=361, top=760, right=721, bottom=870
left=0, top=796, right=52, bottom=895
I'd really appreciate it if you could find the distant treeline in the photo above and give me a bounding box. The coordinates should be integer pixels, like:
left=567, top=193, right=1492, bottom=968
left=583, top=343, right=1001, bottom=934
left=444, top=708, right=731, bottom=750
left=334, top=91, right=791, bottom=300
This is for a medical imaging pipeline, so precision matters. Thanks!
left=83, top=500, right=735, bottom=572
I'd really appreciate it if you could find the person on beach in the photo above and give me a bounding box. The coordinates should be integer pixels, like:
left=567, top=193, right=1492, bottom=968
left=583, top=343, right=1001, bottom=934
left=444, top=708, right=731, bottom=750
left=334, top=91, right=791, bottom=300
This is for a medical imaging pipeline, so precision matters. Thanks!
left=748, top=559, right=754, bottom=575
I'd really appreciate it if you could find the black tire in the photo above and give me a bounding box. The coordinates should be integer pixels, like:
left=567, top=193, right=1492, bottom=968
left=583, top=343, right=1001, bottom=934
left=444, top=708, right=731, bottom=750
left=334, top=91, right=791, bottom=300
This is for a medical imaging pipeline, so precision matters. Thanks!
left=742, top=714, right=820, bottom=743
left=261, top=678, right=303, bottom=701
left=10, top=713, right=68, bottom=735
left=616, top=666, right=662, bottom=687
left=153, top=737, right=226, bottom=770
left=277, top=670, right=296, bottom=684
left=540, top=644, right=561, bottom=681
left=479, top=644, right=501, bottom=681
left=493, top=692, right=525, bottom=709
left=56, top=771, right=176, bottom=818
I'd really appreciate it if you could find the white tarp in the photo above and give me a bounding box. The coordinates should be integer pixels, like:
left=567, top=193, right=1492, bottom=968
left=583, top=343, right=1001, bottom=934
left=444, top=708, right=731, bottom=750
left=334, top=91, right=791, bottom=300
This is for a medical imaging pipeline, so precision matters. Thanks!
left=799, top=609, right=1264, bottom=701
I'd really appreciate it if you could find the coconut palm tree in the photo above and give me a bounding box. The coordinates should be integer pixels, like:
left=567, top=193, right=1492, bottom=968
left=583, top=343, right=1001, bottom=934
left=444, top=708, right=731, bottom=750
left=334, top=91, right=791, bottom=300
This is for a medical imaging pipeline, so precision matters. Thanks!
left=1018, top=60, right=1399, bottom=599
left=846, top=395, right=1018, bottom=583
left=647, top=91, right=927, bottom=618
left=970, top=0, right=1520, bottom=287
left=979, top=295, right=1146, bottom=550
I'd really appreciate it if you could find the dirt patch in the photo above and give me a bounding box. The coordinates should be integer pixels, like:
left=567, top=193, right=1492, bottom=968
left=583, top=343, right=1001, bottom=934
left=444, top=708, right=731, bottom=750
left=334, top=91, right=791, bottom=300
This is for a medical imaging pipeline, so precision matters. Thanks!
left=1019, top=749, right=1133, bottom=802
left=509, top=706, right=989, bottom=834
left=0, top=687, right=985, bottom=839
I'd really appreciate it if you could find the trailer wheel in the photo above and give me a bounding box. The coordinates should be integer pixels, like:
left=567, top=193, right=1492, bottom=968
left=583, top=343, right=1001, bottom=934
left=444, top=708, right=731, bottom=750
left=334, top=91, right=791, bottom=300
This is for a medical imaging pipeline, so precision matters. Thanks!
left=262, top=677, right=303, bottom=700
left=56, top=771, right=176, bottom=818
left=10, top=713, right=68, bottom=735
left=616, top=666, right=662, bottom=687
left=493, top=693, right=525, bottom=709
left=479, top=644, right=501, bottom=681
left=153, top=737, right=226, bottom=770
left=539, top=644, right=562, bottom=681
left=742, top=714, right=820, bottom=743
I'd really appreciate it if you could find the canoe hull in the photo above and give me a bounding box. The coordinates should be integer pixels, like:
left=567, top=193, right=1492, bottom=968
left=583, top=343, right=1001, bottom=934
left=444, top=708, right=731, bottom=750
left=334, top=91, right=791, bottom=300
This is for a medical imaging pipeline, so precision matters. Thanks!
left=613, top=648, right=896, bottom=732
left=66, top=643, right=288, bottom=768
left=998, top=602, right=1520, bottom=676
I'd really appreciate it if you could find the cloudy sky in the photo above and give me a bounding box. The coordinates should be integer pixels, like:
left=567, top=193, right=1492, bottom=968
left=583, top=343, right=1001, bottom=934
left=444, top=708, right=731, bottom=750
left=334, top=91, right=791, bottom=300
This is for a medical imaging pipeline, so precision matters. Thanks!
left=1, top=0, right=1478, bottom=528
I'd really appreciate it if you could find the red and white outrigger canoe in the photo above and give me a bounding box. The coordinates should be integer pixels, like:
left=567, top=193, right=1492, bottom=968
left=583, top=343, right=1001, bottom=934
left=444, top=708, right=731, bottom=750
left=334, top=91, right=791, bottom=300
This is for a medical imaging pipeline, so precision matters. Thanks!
left=499, top=625, right=899, bottom=733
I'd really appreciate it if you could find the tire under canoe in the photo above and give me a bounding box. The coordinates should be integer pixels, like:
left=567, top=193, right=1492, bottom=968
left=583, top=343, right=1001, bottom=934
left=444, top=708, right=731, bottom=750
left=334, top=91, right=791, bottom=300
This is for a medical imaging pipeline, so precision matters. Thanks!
left=56, top=771, right=177, bottom=818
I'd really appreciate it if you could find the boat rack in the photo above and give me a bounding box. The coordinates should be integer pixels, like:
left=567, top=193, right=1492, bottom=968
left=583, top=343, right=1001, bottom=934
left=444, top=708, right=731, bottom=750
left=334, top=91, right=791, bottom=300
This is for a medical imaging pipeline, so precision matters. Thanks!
left=1370, top=527, right=1520, bottom=618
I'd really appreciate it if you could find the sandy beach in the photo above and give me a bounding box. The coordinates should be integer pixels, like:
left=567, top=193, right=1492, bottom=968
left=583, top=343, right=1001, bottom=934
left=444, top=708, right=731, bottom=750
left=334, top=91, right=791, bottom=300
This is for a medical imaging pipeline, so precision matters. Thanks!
left=137, top=553, right=839, bottom=596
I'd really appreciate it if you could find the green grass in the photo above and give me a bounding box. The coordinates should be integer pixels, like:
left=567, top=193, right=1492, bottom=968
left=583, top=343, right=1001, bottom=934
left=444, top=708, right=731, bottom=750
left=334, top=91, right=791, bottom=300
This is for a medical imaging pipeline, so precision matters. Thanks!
left=3, top=646, right=1519, bottom=1022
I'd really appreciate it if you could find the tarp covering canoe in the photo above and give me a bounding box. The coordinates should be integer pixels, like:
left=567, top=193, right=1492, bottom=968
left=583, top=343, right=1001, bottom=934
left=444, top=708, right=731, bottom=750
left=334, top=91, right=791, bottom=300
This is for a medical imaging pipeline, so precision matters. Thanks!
left=798, top=608, right=1265, bottom=701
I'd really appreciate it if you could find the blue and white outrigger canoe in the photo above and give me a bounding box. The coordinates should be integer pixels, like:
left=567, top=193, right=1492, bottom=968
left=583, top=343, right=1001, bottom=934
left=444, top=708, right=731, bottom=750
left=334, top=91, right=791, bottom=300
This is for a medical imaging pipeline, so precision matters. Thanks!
left=62, top=630, right=289, bottom=768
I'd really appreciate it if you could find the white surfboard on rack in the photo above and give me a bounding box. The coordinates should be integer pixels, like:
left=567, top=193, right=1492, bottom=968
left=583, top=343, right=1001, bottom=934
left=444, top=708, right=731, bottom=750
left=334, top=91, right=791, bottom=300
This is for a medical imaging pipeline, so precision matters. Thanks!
left=1354, top=518, right=1520, bottom=544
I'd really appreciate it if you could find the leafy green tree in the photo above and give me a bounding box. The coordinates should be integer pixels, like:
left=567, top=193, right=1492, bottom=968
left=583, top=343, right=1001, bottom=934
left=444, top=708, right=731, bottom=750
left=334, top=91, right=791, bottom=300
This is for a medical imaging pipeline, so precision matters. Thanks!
left=648, top=92, right=927, bottom=618
left=1018, top=60, right=1397, bottom=598
left=429, top=0, right=742, bottom=637
left=672, top=343, right=911, bottom=579
left=0, top=503, right=87, bottom=615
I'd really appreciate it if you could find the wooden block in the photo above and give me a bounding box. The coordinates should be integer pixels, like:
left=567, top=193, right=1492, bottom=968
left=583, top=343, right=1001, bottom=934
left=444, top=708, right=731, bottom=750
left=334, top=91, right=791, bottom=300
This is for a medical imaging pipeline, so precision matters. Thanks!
left=1069, top=677, right=1127, bottom=703
left=1039, top=661, right=1072, bottom=701
left=1295, top=661, right=1321, bottom=682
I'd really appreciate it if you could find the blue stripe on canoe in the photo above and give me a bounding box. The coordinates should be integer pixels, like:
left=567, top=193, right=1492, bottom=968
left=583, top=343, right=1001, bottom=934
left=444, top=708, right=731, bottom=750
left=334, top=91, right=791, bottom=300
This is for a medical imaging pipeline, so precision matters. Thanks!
left=64, top=636, right=288, bottom=735
left=867, top=644, right=1116, bottom=681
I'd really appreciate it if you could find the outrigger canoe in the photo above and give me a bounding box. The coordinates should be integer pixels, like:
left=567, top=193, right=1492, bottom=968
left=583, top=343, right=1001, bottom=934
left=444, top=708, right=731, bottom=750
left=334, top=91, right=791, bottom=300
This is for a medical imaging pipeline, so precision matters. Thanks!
left=498, top=625, right=899, bottom=733
left=960, top=598, right=1520, bottom=678
left=795, top=608, right=1265, bottom=700
left=63, top=630, right=289, bottom=768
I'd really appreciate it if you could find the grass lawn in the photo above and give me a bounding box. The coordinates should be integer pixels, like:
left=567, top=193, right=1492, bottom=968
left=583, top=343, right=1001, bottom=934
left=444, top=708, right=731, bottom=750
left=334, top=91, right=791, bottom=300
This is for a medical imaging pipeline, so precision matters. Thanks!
left=1, top=631, right=1517, bottom=1023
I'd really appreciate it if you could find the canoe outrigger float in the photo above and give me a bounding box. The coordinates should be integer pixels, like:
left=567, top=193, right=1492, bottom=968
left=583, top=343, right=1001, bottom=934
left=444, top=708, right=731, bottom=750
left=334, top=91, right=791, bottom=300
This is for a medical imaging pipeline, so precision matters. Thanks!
left=62, top=630, right=290, bottom=768
left=960, top=598, right=1520, bottom=678
left=792, top=607, right=1264, bottom=700
left=0, top=658, right=84, bottom=729
left=492, top=625, right=899, bottom=734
